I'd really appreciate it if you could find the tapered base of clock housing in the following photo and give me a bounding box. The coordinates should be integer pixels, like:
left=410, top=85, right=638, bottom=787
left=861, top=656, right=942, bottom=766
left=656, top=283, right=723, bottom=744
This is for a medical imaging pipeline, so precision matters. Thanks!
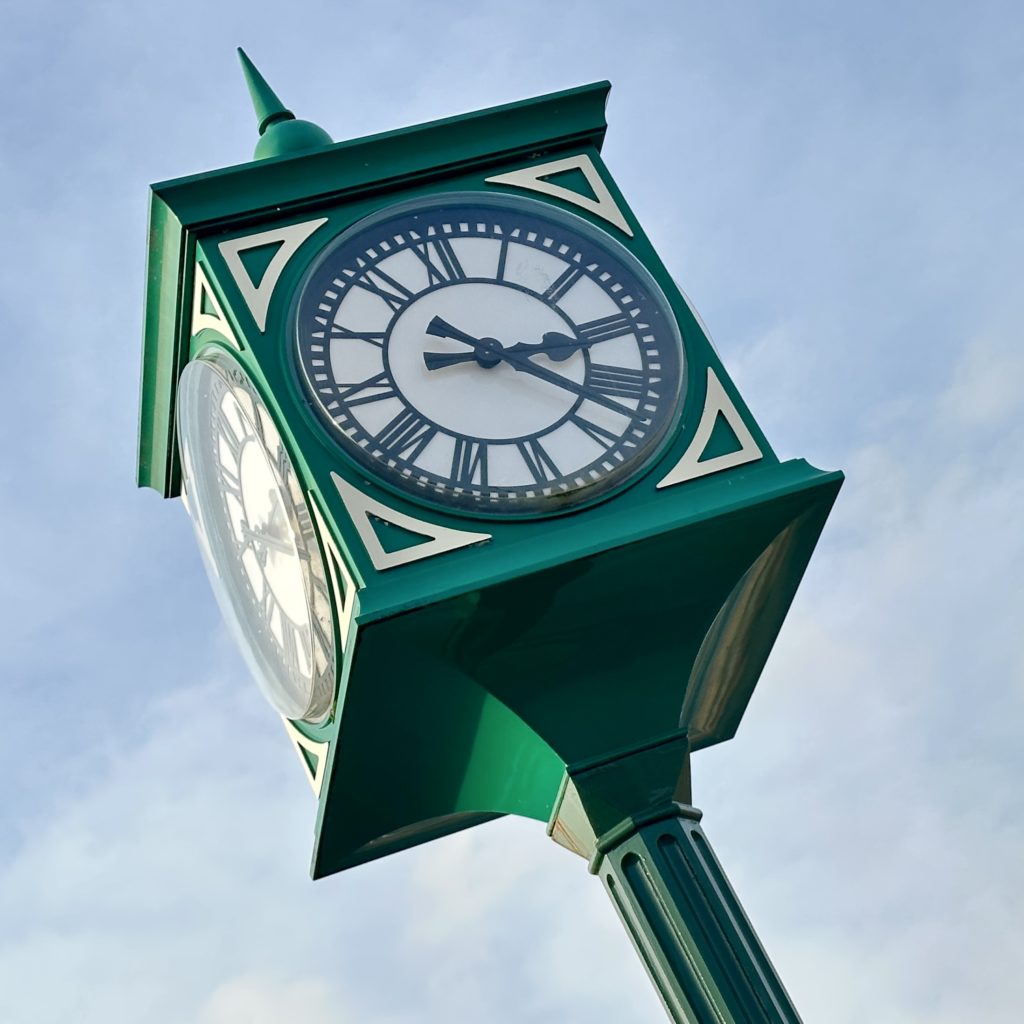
left=308, top=458, right=840, bottom=878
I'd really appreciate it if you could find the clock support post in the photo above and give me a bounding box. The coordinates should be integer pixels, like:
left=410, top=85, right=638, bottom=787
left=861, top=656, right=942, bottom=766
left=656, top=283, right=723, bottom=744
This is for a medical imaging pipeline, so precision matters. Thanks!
left=549, top=736, right=801, bottom=1023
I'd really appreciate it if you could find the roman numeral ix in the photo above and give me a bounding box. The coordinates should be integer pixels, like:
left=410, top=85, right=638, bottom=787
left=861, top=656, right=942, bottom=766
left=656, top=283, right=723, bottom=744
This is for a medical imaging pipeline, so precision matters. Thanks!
left=331, top=324, right=386, bottom=347
left=336, top=370, right=398, bottom=407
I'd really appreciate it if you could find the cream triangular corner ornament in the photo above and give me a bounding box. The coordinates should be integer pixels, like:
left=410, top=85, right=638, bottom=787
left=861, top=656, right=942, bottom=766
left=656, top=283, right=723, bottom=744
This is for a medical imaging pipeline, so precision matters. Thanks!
left=281, top=718, right=329, bottom=799
left=191, top=264, right=240, bottom=349
left=308, top=492, right=358, bottom=652
left=485, top=154, right=634, bottom=237
left=218, top=217, right=328, bottom=332
left=331, top=473, right=491, bottom=571
left=656, top=367, right=763, bottom=489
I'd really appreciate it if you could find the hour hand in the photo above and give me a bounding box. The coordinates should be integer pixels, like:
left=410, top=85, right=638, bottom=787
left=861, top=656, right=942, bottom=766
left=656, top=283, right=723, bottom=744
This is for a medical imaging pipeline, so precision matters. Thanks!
left=424, top=317, right=503, bottom=369
left=424, top=350, right=478, bottom=370
left=425, top=316, right=481, bottom=347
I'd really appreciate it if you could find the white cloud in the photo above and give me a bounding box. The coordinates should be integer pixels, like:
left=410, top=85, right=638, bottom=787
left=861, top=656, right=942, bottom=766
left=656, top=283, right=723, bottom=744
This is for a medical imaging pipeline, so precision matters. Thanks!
left=197, top=975, right=348, bottom=1024
left=698, top=309, right=1024, bottom=1021
left=940, top=330, right=1024, bottom=428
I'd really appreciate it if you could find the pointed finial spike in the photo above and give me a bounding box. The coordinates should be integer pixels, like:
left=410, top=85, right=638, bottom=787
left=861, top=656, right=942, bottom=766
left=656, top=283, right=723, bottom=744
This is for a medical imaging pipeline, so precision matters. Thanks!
left=235, top=48, right=333, bottom=160
left=237, top=47, right=294, bottom=134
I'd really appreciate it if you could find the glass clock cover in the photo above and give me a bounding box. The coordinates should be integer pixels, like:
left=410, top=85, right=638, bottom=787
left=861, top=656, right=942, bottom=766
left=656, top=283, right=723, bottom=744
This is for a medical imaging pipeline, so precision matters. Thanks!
left=177, top=348, right=335, bottom=722
left=295, top=193, right=685, bottom=515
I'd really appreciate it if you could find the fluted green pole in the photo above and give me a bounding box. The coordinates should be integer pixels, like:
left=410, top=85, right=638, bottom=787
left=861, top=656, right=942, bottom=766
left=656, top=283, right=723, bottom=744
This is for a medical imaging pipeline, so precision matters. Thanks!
left=549, top=736, right=802, bottom=1023
left=599, top=806, right=801, bottom=1023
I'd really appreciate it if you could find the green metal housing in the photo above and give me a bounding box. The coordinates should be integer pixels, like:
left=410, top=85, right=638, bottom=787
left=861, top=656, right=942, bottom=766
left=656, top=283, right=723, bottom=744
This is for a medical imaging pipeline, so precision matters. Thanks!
left=138, top=81, right=841, bottom=880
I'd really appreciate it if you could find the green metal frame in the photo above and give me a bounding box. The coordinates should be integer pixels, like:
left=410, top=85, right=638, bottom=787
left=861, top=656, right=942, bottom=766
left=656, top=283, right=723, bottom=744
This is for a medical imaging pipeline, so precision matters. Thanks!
left=139, top=73, right=842, bottom=1022
left=138, top=79, right=840, bottom=873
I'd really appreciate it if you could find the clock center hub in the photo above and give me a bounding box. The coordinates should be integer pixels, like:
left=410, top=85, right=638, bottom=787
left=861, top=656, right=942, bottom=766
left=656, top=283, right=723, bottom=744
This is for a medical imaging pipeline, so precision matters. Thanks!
left=474, top=336, right=504, bottom=369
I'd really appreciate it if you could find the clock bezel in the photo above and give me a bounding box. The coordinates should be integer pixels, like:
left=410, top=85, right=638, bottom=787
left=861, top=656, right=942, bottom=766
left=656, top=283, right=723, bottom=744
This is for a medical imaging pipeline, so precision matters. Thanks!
left=290, top=190, right=688, bottom=522
left=177, top=345, right=338, bottom=723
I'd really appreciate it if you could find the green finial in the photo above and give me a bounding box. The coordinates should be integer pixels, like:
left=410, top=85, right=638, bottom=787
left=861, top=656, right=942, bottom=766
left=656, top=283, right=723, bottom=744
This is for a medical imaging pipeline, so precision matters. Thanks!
left=237, top=48, right=333, bottom=161
left=238, top=47, right=293, bottom=133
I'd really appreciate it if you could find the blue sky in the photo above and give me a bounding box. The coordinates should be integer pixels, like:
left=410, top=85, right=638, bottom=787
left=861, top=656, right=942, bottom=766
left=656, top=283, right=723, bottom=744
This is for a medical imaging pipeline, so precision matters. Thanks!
left=1, top=1, right=1022, bottom=1020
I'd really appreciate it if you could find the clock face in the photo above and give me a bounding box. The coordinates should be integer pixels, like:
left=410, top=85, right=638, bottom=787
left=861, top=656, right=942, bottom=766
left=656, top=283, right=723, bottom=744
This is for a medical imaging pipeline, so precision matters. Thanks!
left=294, top=193, right=685, bottom=515
left=177, top=348, right=335, bottom=722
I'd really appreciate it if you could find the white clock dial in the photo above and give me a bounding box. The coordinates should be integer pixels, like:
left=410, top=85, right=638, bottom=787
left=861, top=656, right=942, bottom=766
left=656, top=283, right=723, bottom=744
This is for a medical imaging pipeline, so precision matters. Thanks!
left=295, top=193, right=685, bottom=515
left=177, top=348, right=335, bottom=722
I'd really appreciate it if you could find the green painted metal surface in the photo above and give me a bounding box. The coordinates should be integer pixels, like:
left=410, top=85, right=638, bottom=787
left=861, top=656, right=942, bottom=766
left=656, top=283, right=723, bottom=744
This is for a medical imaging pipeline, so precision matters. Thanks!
left=138, top=78, right=841, bottom=869
left=236, top=48, right=333, bottom=161
left=550, top=738, right=801, bottom=1021
left=138, top=198, right=189, bottom=496
left=602, top=808, right=802, bottom=1023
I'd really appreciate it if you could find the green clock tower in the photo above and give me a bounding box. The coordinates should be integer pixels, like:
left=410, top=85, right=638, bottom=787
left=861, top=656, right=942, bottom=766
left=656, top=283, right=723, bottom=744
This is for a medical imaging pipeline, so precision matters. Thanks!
left=138, top=50, right=842, bottom=1023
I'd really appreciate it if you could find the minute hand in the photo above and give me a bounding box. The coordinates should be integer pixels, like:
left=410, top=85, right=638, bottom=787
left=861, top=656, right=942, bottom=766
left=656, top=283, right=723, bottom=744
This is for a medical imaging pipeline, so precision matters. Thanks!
left=424, top=316, right=635, bottom=416
left=498, top=346, right=636, bottom=417
left=425, top=331, right=595, bottom=370
left=505, top=331, right=594, bottom=362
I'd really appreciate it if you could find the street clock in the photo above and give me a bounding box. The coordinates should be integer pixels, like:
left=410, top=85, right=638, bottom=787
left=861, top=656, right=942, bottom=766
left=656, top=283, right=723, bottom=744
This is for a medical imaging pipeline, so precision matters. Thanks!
left=292, top=192, right=686, bottom=516
left=138, top=49, right=842, bottom=1023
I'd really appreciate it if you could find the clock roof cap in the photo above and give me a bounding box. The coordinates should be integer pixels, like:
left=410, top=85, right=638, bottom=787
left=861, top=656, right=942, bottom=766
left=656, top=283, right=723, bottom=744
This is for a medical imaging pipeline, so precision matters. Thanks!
left=237, top=48, right=333, bottom=160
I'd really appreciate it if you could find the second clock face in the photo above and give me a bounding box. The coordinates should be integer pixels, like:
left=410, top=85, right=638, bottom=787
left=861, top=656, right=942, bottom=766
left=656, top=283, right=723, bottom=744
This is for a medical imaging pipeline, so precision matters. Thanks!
left=295, top=193, right=684, bottom=515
